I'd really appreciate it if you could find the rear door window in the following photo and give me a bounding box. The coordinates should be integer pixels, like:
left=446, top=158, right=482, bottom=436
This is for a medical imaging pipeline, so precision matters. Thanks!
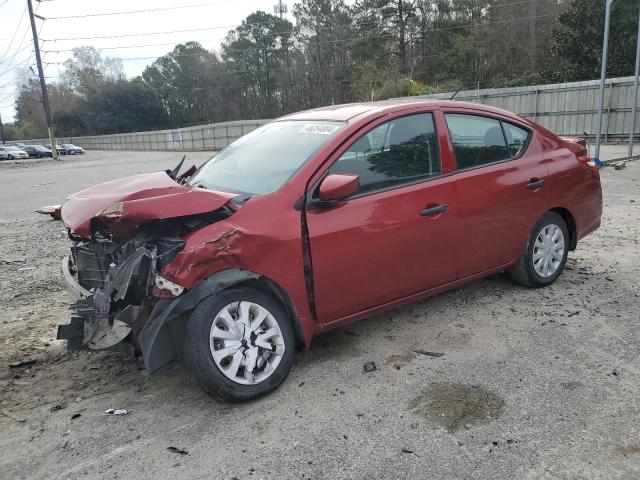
left=444, top=114, right=511, bottom=169
left=329, top=113, right=440, bottom=195
left=445, top=114, right=532, bottom=170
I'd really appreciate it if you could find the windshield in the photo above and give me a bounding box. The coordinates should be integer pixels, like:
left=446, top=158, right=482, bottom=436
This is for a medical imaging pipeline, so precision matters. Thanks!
left=6, top=146, right=22, bottom=151
left=189, top=120, right=344, bottom=195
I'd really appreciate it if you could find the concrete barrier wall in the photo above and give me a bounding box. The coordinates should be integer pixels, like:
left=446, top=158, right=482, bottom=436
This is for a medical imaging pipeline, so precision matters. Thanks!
left=14, top=119, right=269, bottom=151
left=12, top=76, right=639, bottom=150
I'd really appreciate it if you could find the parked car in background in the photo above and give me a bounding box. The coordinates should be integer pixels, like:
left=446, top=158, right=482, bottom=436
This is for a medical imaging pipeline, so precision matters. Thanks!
left=22, top=145, right=53, bottom=158
left=0, top=145, right=29, bottom=160
left=46, top=144, right=65, bottom=155
left=57, top=100, right=602, bottom=401
left=60, top=143, right=85, bottom=154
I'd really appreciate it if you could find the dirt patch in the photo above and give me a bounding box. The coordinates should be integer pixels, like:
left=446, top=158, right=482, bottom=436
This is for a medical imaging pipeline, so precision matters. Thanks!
left=410, top=383, right=505, bottom=432
left=616, top=445, right=640, bottom=457
left=384, top=354, right=415, bottom=367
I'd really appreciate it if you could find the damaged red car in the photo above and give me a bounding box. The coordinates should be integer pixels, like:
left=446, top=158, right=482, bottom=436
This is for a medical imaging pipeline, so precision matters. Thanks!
left=58, top=100, right=602, bottom=401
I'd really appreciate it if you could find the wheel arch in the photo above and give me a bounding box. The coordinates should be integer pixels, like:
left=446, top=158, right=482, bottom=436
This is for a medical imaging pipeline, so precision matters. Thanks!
left=232, top=275, right=305, bottom=350
left=549, top=207, right=577, bottom=250
left=139, top=268, right=304, bottom=376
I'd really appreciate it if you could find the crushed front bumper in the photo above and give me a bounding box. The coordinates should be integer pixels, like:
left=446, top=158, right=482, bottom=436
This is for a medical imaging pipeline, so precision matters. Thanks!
left=56, top=235, right=183, bottom=352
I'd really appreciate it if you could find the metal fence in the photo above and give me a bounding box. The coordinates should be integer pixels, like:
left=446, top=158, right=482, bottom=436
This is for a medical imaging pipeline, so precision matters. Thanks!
left=414, top=76, right=638, bottom=141
left=11, top=76, right=640, bottom=150
left=14, top=119, right=269, bottom=151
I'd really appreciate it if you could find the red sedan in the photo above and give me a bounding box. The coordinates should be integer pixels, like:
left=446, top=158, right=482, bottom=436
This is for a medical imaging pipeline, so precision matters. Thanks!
left=58, top=100, right=602, bottom=401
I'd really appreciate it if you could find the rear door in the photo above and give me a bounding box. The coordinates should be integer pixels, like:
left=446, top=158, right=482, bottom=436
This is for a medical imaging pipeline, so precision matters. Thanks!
left=305, top=110, right=460, bottom=323
left=441, top=110, right=549, bottom=277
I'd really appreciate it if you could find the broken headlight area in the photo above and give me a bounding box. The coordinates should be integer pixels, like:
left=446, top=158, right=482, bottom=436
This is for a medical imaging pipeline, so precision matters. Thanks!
left=57, top=233, right=185, bottom=351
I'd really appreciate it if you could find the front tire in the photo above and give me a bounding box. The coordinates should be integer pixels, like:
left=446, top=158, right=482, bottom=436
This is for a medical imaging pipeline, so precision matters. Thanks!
left=509, top=212, right=569, bottom=288
left=184, top=286, right=295, bottom=402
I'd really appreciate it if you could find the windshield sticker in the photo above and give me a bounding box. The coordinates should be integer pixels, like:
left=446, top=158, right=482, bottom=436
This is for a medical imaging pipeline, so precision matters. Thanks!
left=298, top=124, right=340, bottom=135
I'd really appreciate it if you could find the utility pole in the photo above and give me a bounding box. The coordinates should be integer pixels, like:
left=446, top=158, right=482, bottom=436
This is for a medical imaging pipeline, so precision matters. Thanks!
left=0, top=112, right=5, bottom=145
left=273, top=0, right=287, bottom=19
left=27, top=0, right=58, bottom=159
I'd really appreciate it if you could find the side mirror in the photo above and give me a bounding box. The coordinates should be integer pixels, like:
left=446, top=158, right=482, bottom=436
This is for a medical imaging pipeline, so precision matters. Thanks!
left=318, top=174, right=360, bottom=202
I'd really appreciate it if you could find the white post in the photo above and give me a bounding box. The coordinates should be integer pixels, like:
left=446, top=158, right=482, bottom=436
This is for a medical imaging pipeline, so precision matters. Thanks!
left=628, top=8, right=640, bottom=158
left=594, top=0, right=614, bottom=166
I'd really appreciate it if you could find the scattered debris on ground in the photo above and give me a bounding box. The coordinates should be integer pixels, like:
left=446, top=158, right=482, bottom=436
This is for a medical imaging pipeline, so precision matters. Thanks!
left=414, top=350, right=445, bottom=358
left=363, top=361, right=377, bottom=373
left=104, top=408, right=128, bottom=415
left=167, top=447, right=189, bottom=456
left=49, top=402, right=67, bottom=412
left=613, top=161, right=626, bottom=170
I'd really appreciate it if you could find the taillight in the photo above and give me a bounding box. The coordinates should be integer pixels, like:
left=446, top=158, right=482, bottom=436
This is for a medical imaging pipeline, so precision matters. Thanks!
left=578, top=156, right=601, bottom=174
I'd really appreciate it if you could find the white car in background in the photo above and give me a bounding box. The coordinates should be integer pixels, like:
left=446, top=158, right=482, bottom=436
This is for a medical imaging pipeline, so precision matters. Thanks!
left=0, top=145, right=29, bottom=160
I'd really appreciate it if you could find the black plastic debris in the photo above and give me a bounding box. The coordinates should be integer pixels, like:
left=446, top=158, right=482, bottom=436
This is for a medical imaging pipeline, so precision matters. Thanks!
left=167, top=447, right=189, bottom=455
left=363, top=361, right=377, bottom=373
left=414, top=350, right=445, bottom=358
left=71, top=413, right=81, bottom=420
left=8, top=359, right=36, bottom=369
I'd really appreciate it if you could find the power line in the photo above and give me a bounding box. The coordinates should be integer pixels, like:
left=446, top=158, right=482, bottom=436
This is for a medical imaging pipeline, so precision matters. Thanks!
left=40, top=0, right=552, bottom=44
left=0, top=5, right=28, bottom=65
left=42, top=24, right=259, bottom=43
left=40, top=11, right=557, bottom=62
left=45, top=0, right=234, bottom=20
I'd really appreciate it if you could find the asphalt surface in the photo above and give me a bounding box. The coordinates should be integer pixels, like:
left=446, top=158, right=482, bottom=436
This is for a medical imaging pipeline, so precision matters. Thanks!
left=0, top=147, right=638, bottom=480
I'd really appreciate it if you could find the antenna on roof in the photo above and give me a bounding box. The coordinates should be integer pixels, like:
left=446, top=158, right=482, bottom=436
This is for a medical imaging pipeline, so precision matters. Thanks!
left=449, top=87, right=463, bottom=101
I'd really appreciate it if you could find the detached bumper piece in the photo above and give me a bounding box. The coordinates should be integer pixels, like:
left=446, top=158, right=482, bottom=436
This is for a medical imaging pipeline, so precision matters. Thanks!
left=57, top=302, right=132, bottom=353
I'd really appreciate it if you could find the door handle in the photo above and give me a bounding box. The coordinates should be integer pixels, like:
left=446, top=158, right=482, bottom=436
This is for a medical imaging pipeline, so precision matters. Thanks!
left=420, top=203, right=449, bottom=217
left=526, top=178, right=545, bottom=190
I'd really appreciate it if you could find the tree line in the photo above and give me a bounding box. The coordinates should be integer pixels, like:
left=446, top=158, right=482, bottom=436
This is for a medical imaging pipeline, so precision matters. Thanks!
left=4, top=0, right=639, bottom=140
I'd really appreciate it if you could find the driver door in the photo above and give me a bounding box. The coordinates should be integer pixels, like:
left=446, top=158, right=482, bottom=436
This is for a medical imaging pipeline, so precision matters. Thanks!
left=305, top=112, right=460, bottom=323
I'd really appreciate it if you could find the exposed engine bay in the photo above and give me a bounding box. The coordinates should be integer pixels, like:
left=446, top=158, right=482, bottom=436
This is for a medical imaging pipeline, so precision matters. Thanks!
left=58, top=205, right=234, bottom=354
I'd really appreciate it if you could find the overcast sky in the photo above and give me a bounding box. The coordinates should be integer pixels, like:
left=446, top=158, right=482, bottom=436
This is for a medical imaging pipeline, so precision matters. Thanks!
left=0, top=0, right=301, bottom=122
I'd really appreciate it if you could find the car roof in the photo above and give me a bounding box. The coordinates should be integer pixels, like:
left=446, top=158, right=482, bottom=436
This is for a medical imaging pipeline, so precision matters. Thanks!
left=279, top=99, right=527, bottom=124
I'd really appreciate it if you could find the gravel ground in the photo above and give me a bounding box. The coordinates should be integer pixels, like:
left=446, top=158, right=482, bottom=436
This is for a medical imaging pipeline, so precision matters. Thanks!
left=0, top=148, right=638, bottom=480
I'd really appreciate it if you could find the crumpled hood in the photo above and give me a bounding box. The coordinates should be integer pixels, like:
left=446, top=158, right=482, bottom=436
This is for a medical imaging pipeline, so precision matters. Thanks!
left=62, top=171, right=236, bottom=237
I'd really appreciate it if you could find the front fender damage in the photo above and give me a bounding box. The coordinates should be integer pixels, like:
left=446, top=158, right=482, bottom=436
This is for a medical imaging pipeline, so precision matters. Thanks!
left=161, top=225, right=248, bottom=288
left=139, top=269, right=260, bottom=375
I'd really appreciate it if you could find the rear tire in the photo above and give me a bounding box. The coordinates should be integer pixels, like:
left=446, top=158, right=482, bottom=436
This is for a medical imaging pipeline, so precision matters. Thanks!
left=183, top=286, right=295, bottom=402
left=509, top=212, right=569, bottom=288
